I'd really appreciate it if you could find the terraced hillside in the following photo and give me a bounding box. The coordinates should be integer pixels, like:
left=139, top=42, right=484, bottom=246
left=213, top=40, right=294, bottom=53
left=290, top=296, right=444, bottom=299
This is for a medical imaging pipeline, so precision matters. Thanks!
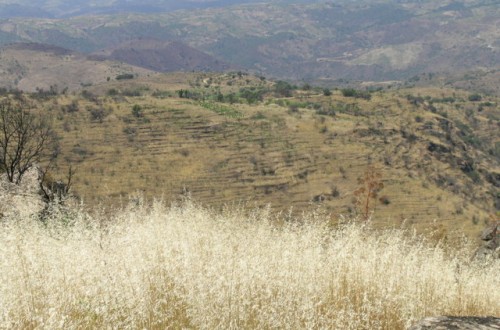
left=12, top=72, right=495, bottom=240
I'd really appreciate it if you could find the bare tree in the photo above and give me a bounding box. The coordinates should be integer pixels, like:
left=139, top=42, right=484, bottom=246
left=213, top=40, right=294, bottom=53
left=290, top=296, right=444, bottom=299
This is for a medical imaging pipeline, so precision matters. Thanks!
left=0, top=99, right=57, bottom=184
left=39, top=164, right=75, bottom=204
left=37, top=163, right=76, bottom=223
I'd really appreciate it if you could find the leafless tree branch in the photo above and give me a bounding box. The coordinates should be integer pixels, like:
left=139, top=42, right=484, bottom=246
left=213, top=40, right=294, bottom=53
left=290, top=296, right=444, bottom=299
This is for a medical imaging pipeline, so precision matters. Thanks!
left=0, top=99, right=57, bottom=184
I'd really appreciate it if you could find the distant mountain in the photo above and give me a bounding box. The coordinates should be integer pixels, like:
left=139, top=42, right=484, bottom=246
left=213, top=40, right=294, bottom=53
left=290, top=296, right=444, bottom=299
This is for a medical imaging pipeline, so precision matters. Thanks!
left=0, top=0, right=497, bottom=84
left=0, top=0, right=284, bottom=18
left=92, top=39, right=234, bottom=73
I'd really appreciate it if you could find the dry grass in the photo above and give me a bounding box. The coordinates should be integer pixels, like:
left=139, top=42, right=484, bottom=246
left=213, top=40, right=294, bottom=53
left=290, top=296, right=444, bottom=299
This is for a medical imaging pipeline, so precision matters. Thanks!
left=1, top=199, right=499, bottom=329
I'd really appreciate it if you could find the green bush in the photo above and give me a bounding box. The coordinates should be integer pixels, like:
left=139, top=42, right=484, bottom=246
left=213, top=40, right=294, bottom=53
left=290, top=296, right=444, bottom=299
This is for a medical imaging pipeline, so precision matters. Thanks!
left=132, top=104, right=143, bottom=118
left=116, top=73, right=135, bottom=80
left=238, top=87, right=266, bottom=104
left=468, top=93, right=482, bottom=102
left=274, top=81, right=295, bottom=97
left=107, top=88, right=118, bottom=96
left=341, top=88, right=371, bottom=100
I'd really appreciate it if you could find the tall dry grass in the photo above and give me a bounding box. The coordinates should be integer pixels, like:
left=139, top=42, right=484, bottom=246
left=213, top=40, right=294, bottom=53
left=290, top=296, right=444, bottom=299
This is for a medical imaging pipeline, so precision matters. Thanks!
left=1, top=199, right=499, bottom=329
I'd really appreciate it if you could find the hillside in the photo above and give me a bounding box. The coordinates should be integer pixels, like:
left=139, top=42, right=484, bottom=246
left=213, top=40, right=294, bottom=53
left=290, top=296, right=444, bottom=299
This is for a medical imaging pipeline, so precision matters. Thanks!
left=0, top=43, right=154, bottom=92
left=7, top=72, right=495, bottom=240
left=0, top=41, right=233, bottom=92
left=92, top=39, right=234, bottom=73
left=0, top=0, right=497, bottom=83
left=403, top=69, right=500, bottom=96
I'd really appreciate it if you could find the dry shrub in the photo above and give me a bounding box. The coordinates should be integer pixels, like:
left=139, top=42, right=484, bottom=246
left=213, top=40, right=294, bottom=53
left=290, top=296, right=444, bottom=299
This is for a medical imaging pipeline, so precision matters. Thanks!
left=0, top=199, right=499, bottom=329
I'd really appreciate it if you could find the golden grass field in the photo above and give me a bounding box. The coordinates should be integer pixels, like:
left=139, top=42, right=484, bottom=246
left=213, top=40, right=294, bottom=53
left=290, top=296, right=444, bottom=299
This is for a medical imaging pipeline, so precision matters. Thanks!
left=1, top=198, right=499, bottom=329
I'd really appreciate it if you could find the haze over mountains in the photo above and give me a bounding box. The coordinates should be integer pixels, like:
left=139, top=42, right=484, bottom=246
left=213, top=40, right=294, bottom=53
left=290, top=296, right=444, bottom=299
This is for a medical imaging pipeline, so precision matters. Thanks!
left=0, top=0, right=497, bottom=85
left=0, top=0, right=271, bottom=18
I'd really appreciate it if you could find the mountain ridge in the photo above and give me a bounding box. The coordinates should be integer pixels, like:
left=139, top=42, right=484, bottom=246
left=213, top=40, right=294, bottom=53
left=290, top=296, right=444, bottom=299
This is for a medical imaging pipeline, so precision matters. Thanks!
left=0, top=42, right=154, bottom=92
left=0, top=1, right=497, bottom=83
left=91, top=38, right=234, bottom=73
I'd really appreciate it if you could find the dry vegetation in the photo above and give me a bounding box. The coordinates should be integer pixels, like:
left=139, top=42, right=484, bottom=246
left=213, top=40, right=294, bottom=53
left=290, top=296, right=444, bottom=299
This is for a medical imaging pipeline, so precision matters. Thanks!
left=1, top=198, right=499, bottom=329
left=22, top=72, right=497, bottom=241
left=1, top=72, right=498, bottom=328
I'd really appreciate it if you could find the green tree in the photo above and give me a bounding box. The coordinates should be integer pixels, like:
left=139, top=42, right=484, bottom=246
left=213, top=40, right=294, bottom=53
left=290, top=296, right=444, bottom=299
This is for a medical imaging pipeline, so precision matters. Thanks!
left=274, top=81, right=295, bottom=97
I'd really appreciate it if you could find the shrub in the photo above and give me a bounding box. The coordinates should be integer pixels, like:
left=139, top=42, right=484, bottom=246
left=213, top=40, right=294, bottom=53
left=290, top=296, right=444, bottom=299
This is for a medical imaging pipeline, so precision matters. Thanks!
left=274, top=81, right=295, bottom=97
left=238, top=87, right=266, bottom=104
left=341, top=88, right=371, bottom=100
left=116, top=73, right=135, bottom=80
left=468, top=93, right=482, bottom=102
left=81, top=90, right=98, bottom=102
left=177, top=89, right=202, bottom=100
left=288, top=104, right=299, bottom=113
left=63, top=100, right=79, bottom=113
left=379, top=195, right=391, bottom=205
left=123, top=127, right=138, bottom=142
left=88, top=107, right=107, bottom=123
left=122, top=89, right=141, bottom=97
left=107, top=88, right=118, bottom=96
left=152, top=90, right=172, bottom=99
left=71, top=144, right=90, bottom=157
left=131, top=104, right=143, bottom=118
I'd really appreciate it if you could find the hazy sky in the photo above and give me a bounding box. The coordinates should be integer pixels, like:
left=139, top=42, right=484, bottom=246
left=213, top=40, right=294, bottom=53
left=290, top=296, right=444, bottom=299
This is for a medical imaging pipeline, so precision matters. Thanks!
left=0, top=0, right=308, bottom=18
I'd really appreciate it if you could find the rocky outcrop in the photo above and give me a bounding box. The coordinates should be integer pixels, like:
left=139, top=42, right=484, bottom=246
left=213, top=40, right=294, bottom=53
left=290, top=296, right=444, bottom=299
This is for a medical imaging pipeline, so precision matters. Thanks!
left=408, top=316, right=500, bottom=329
left=473, top=221, right=500, bottom=261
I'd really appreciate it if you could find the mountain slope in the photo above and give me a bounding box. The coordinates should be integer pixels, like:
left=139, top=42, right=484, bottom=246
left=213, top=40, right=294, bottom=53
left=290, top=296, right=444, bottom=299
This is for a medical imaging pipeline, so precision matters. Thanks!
left=92, top=39, right=233, bottom=73
left=13, top=72, right=496, bottom=240
left=0, top=43, right=154, bottom=92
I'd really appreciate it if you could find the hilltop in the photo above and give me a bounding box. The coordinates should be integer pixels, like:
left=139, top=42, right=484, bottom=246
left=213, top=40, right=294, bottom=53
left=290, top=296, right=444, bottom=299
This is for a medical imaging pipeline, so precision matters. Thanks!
left=0, top=43, right=154, bottom=92
left=0, top=41, right=233, bottom=92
